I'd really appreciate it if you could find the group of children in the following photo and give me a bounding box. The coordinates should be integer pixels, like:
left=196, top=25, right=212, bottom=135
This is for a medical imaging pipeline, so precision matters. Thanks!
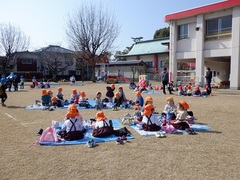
left=39, top=84, right=130, bottom=111
left=138, top=95, right=196, bottom=134
left=177, top=83, right=211, bottom=97
left=49, top=94, right=196, bottom=143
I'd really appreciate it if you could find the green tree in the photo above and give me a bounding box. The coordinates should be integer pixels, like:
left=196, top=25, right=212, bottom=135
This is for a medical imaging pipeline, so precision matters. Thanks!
left=153, top=27, right=170, bottom=39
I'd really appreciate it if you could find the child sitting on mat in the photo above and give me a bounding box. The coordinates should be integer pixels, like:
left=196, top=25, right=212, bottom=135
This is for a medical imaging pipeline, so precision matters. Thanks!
left=79, top=91, right=88, bottom=102
left=41, top=89, right=51, bottom=106
left=142, top=104, right=161, bottom=131
left=70, top=89, right=79, bottom=104
left=193, top=86, right=202, bottom=96
left=170, top=100, right=196, bottom=134
left=134, top=91, right=144, bottom=110
left=92, top=111, right=113, bottom=137
left=56, top=87, right=64, bottom=100
left=58, top=104, right=85, bottom=140
left=113, top=92, right=121, bottom=111
left=162, top=97, right=177, bottom=120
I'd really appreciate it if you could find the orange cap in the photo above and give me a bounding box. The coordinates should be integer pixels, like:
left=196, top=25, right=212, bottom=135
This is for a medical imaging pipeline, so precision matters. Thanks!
left=42, top=89, right=47, bottom=96
left=115, top=92, right=120, bottom=98
left=72, top=89, right=77, bottom=95
left=51, top=97, right=58, bottom=103
left=58, top=87, right=62, bottom=92
left=80, top=91, right=86, bottom=97
left=145, top=96, right=153, bottom=102
left=144, top=104, right=154, bottom=116
left=47, top=90, right=53, bottom=95
left=179, top=100, right=189, bottom=110
left=65, top=104, right=79, bottom=118
left=110, top=84, right=115, bottom=89
left=136, top=91, right=141, bottom=97
left=95, top=111, right=107, bottom=121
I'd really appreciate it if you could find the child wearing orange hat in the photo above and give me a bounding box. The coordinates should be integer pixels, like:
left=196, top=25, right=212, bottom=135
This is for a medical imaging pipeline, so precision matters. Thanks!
left=92, top=111, right=114, bottom=137
left=106, top=84, right=115, bottom=104
left=172, top=100, right=196, bottom=134
left=59, top=104, right=85, bottom=140
left=70, top=89, right=79, bottom=104
left=113, top=92, right=121, bottom=111
left=41, top=89, right=51, bottom=106
left=79, top=91, right=88, bottom=102
left=51, top=96, right=64, bottom=107
left=56, top=87, right=64, bottom=100
left=142, top=104, right=161, bottom=131
left=134, top=91, right=144, bottom=110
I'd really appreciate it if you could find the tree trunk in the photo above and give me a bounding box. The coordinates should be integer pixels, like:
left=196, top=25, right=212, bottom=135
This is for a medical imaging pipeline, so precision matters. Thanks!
left=92, top=66, right=96, bottom=82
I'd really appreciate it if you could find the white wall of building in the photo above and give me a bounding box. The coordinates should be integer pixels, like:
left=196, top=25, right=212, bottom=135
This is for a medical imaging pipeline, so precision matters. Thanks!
left=169, top=5, right=240, bottom=89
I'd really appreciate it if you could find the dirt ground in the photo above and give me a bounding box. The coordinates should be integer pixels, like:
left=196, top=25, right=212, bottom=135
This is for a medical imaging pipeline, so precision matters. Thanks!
left=0, top=81, right=240, bottom=180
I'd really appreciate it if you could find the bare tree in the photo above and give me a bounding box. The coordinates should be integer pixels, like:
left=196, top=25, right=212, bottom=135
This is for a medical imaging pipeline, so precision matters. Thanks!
left=66, top=2, right=120, bottom=82
left=0, top=23, right=30, bottom=75
left=37, top=48, right=74, bottom=81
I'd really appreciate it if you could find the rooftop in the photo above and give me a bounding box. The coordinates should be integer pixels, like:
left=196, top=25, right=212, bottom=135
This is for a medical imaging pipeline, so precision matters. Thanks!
left=164, top=0, right=240, bottom=22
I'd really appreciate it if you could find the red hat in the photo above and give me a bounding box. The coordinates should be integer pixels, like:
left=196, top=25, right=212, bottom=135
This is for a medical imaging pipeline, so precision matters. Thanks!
left=195, top=86, right=200, bottom=91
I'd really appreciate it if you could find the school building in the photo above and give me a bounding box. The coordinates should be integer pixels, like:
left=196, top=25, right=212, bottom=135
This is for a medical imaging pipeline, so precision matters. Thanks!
left=164, top=0, right=240, bottom=89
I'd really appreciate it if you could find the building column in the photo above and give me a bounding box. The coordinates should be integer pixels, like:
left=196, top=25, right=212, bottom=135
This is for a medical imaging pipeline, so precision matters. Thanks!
left=169, top=21, right=177, bottom=83
left=136, top=55, right=140, bottom=60
left=195, top=14, right=205, bottom=87
left=230, top=6, right=240, bottom=90
left=154, top=54, right=158, bottom=72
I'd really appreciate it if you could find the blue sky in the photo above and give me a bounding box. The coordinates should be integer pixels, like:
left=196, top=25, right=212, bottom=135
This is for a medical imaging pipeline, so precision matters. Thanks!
left=0, top=0, right=219, bottom=53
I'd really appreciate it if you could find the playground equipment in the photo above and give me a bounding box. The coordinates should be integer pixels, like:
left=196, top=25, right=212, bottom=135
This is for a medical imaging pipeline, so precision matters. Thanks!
left=106, top=73, right=118, bottom=84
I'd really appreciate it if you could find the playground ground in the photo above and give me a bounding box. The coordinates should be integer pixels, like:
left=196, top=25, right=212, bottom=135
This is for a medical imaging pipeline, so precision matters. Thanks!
left=0, top=81, right=240, bottom=180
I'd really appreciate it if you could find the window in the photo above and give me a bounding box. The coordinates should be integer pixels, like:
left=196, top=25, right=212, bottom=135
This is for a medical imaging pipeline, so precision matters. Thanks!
left=145, top=61, right=153, bottom=68
left=177, top=24, right=189, bottom=40
left=160, top=60, right=165, bottom=68
left=21, top=59, right=32, bottom=64
left=205, top=15, right=232, bottom=40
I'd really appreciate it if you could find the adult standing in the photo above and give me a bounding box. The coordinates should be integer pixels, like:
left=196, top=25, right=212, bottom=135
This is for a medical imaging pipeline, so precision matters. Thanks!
left=161, top=67, right=172, bottom=94
left=205, top=67, right=212, bottom=94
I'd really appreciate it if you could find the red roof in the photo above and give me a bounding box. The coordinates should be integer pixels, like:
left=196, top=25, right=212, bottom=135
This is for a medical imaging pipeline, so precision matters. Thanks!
left=164, top=0, right=240, bottom=22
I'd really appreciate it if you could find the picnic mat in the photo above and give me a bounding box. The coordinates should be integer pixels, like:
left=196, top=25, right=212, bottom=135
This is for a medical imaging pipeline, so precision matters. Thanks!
left=25, top=100, right=114, bottom=110
left=39, top=119, right=134, bottom=146
left=130, top=123, right=211, bottom=136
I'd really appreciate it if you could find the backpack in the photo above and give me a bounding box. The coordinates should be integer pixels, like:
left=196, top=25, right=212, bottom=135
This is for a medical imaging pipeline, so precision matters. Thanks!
left=39, top=127, right=58, bottom=142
